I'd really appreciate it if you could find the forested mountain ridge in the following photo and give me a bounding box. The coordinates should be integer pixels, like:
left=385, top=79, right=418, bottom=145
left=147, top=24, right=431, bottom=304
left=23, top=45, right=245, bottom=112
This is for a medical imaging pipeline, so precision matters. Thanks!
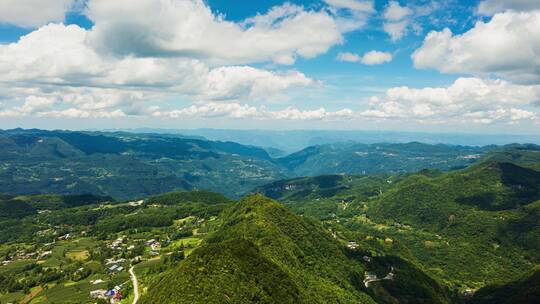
left=141, top=195, right=453, bottom=304
left=2, top=129, right=538, bottom=201
left=0, top=129, right=287, bottom=199
left=254, top=149, right=540, bottom=293
left=277, top=142, right=490, bottom=176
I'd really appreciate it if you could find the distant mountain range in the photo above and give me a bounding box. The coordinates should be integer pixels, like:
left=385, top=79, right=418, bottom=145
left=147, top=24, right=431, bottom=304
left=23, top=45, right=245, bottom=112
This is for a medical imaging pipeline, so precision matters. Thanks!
left=1, top=128, right=539, bottom=200
left=107, top=128, right=540, bottom=154
left=0, top=129, right=286, bottom=199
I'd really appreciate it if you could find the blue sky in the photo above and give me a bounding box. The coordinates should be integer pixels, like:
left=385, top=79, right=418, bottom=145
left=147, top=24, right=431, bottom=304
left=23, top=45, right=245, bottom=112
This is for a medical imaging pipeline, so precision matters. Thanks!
left=0, top=0, right=539, bottom=133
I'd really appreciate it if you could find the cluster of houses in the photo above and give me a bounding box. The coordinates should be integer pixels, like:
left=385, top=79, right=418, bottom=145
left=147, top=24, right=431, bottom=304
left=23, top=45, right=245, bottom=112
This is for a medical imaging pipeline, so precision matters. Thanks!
left=1, top=249, right=53, bottom=266
left=128, top=200, right=144, bottom=207
left=110, top=236, right=126, bottom=250
left=106, top=258, right=126, bottom=273
left=146, top=239, right=161, bottom=255
left=363, top=267, right=395, bottom=288
left=90, top=285, right=123, bottom=303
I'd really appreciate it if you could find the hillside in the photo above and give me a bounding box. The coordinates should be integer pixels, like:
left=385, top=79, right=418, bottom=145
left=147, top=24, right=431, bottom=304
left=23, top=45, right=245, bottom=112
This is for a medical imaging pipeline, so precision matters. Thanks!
left=255, top=158, right=540, bottom=292
left=141, top=195, right=452, bottom=304
left=481, top=144, right=540, bottom=171
left=278, top=142, right=488, bottom=176
left=0, top=129, right=286, bottom=199
left=471, top=268, right=540, bottom=304
left=362, top=161, right=540, bottom=288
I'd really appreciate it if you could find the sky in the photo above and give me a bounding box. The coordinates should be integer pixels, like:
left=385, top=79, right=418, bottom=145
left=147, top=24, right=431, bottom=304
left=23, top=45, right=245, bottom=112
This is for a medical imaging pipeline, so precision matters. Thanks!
left=0, top=0, right=539, bottom=133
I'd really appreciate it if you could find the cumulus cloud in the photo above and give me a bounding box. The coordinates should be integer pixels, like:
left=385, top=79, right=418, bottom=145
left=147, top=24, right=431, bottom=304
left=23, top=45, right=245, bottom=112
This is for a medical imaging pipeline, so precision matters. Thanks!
left=413, top=11, right=540, bottom=84
left=383, top=1, right=413, bottom=21
left=0, top=0, right=76, bottom=28
left=337, top=50, right=393, bottom=65
left=477, top=0, right=540, bottom=15
left=17, top=96, right=57, bottom=113
left=0, top=0, right=377, bottom=120
left=0, top=23, right=315, bottom=117
left=382, top=1, right=412, bottom=41
left=204, top=67, right=313, bottom=102
left=360, top=51, right=393, bottom=65
left=361, top=77, right=540, bottom=124
left=85, top=0, right=353, bottom=66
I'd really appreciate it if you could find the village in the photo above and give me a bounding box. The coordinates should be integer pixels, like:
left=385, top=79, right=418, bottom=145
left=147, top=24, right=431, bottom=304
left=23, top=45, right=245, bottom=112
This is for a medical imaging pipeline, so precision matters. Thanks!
left=0, top=205, right=210, bottom=304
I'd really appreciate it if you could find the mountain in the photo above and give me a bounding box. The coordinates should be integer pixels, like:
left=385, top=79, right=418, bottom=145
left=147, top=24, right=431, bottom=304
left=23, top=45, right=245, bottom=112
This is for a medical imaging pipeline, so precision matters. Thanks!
left=255, top=156, right=540, bottom=292
left=364, top=160, right=540, bottom=286
left=277, top=142, right=488, bottom=176
left=141, top=195, right=453, bottom=304
left=481, top=144, right=540, bottom=171
left=0, top=129, right=287, bottom=199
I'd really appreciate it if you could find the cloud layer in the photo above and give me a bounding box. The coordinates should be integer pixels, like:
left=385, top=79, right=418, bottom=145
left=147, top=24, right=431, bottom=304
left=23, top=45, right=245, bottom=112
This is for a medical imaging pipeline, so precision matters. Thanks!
left=413, top=10, right=540, bottom=84
left=0, top=0, right=539, bottom=129
left=361, top=77, right=540, bottom=124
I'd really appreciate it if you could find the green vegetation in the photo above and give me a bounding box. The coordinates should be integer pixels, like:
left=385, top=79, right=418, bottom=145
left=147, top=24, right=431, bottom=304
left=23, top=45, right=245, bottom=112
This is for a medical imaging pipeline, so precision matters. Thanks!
left=278, top=142, right=489, bottom=176
left=1, top=139, right=539, bottom=303
left=0, top=129, right=286, bottom=199
left=5, top=129, right=534, bottom=200
left=0, top=190, right=232, bottom=303
left=471, top=267, right=540, bottom=304
left=258, top=153, right=540, bottom=295
left=142, top=195, right=452, bottom=304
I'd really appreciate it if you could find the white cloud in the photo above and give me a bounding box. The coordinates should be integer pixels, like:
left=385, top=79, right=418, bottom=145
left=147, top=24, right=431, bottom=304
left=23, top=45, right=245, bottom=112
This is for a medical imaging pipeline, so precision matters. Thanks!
left=463, top=108, right=537, bottom=124
left=383, top=1, right=413, bottom=21
left=0, top=23, right=315, bottom=117
left=38, top=108, right=127, bottom=119
left=383, top=21, right=409, bottom=41
left=324, top=0, right=374, bottom=12
left=204, top=67, right=313, bottom=102
left=86, top=0, right=348, bottom=65
left=153, top=103, right=355, bottom=121
left=361, top=77, right=540, bottom=123
left=382, top=1, right=412, bottom=41
left=413, top=11, right=540, bottom=84
left=0, top=0, right=76, bottom=28
left=337, top=50, right=392, bottom=65
left=0, top=0, right=381, bottom=122
left=360, top=50, right=393, bottom=65
left=17, top=96, right=57, bottom=113
left=477, top=0, right=540, bottom=15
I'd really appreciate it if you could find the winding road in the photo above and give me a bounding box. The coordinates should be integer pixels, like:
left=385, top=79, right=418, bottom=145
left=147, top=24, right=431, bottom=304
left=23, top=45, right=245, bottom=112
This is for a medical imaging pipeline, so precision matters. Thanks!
left=129, top=266, right=140, bottom=304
